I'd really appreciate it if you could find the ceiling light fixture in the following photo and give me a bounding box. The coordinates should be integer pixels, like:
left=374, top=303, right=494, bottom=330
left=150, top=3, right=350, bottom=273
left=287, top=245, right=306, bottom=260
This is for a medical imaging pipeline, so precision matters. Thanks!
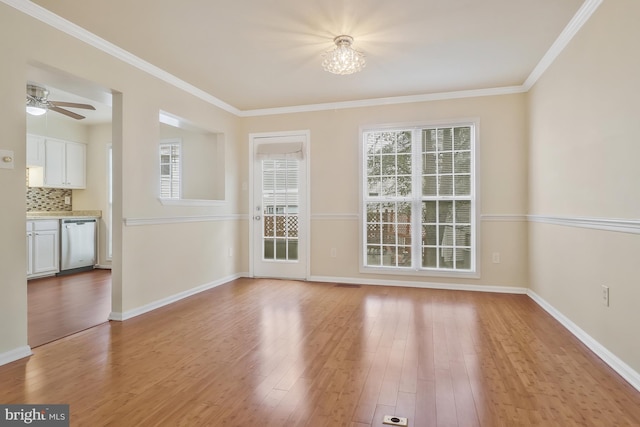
left=322, top=35, right=366, bottom=75
left=26, top=98, right=47, bottom=116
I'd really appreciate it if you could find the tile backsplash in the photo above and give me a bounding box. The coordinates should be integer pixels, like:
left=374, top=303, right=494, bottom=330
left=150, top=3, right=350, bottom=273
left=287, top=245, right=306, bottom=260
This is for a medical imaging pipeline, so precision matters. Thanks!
left=26, top=169, right=72, bottom=212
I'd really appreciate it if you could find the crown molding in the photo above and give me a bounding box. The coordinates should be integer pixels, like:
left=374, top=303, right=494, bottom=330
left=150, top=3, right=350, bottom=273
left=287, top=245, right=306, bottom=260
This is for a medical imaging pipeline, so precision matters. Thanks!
left=2, top=0, right=601, bottom=117
left=239, top=86, right=527, bottom=117
left=523, top=0, right=603, bottom=90
left=1, top=0, right=240, bottom=116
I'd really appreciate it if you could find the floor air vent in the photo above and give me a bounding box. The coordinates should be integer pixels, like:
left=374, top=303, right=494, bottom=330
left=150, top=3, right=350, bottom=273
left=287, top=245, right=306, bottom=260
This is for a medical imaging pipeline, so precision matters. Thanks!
left=334, top=284, right=361, bottom=288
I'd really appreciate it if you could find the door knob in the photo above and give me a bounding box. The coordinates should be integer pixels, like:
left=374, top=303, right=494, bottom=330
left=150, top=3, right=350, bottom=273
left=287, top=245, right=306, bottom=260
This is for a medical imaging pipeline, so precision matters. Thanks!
left=254, top=215, right=261, bottom=220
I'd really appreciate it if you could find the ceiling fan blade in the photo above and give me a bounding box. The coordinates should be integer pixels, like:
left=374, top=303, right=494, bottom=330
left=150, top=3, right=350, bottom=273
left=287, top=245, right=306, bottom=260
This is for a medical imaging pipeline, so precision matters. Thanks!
left=49, top=101, right=96, bottom=110
left=49, top=106, right=86, bottom=120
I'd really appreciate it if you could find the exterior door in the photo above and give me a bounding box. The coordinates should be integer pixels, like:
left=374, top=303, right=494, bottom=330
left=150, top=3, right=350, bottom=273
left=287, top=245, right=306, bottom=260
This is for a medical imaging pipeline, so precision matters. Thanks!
left=250, top=132, right=308, bottom=279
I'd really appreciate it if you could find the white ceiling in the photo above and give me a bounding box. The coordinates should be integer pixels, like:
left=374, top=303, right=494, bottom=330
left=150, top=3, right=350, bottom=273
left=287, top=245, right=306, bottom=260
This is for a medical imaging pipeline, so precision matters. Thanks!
left=29, top=0, right=586, bottom=112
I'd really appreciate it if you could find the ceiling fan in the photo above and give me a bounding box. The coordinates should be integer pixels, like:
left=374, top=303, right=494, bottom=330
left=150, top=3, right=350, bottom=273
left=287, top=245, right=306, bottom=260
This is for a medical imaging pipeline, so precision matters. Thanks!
left=26, top=84, right=96, bottom=120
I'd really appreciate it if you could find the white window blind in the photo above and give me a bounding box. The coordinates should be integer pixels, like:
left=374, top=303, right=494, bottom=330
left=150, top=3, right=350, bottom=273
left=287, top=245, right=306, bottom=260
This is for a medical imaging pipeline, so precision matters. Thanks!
left=159, top=140, right=181, bottom=199
left=363, top=124, right=476, bottom=273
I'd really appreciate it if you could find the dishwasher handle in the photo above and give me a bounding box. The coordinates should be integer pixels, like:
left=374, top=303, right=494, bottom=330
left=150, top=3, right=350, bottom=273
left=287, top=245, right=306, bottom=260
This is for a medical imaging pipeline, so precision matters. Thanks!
left=62, top=219, right=97, bottom=225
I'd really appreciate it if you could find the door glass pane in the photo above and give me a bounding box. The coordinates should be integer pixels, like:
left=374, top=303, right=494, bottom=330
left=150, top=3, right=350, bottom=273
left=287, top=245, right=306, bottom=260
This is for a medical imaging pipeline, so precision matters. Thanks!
left=262, top=159, right=299, bottom=261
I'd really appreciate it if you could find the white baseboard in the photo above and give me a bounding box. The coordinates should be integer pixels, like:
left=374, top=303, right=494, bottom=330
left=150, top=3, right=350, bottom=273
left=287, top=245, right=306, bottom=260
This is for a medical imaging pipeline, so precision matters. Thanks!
left=527, top=290, right=640, bottom=393
left=108, top=272, right=248, bottom=321
left=307, top=275, right=527, bottom=294
left=0, top=346, right=32, bottom=367
left=95, top=265, right=112, bottom=270
left=103, top=272, right=640, bottom=393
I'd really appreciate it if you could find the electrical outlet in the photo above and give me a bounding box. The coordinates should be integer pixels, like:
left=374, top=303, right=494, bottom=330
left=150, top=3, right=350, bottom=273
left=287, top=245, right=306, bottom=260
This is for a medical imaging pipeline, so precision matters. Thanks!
left=602, top=285, right=609, bottom=307
left=64, top=196, right=71, bottom=205
left=228, top=247, right=233, bottom=257
left=330, top=248, right=337, bottom=258
left=492, top=252, right=500, bottom=263
left=383, top=415, right=408, bottom=426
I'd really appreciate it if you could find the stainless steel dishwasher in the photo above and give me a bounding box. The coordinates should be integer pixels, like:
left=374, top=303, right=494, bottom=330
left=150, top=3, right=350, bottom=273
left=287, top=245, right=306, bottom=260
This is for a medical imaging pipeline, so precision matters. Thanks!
left=60, top=218, right=97, bottom=273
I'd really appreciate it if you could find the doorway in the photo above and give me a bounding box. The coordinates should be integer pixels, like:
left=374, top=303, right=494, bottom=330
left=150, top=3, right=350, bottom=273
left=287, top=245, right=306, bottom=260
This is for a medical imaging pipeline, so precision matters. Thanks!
left=25, top=65, right=115, bottom=347
left=249, top=131, right=309, bottom=279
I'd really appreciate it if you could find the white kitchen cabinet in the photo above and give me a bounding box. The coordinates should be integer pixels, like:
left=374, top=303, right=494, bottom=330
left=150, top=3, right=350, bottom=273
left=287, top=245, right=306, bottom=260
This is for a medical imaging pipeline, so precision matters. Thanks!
left=27, top=220, right=59, bottom=279
left=26, top=134, right=45, bottom=167
left=64, top=142, right=86, bottom=188
left=43, top=138, right=86, bottom=189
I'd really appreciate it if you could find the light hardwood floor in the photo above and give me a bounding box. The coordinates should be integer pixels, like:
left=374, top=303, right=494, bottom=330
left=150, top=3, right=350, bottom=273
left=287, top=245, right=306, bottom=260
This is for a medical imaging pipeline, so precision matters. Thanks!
left=4, top=277, right=640, bottom=426
left=28, top=269, right=111, bottom=348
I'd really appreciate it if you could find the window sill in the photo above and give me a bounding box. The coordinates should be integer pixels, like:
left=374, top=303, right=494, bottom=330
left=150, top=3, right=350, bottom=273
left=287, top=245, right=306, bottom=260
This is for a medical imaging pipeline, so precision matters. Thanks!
left=158, top=198, right=226, bottom=207
left=359, top=265, right=480, bottom=280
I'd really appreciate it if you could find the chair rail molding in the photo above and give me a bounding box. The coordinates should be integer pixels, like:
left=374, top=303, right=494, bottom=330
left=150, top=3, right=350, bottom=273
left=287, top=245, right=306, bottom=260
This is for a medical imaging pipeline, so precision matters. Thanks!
left=528, top=214, right=640, bottom=235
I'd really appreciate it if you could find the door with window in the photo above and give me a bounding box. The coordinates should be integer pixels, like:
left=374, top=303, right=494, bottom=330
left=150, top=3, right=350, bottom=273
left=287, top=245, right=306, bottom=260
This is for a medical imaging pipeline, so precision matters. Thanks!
left=250, top=132, right=308, bottom=279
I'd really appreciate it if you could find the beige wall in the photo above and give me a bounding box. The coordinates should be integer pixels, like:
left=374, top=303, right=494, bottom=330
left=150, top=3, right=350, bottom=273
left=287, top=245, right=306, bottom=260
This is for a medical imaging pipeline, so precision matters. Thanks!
left=0, top=3, right=244, bottom=356
left=528, top=0, right=640, bottom=373
left=3, top=0, right=638, bottom=385
left=27, top=113, right=88, bottom=143
left=73, top=123, right=111, bottom=266
left=242, top=94, right=529, bottom=288
left=159, top=123, right=225, bottom=201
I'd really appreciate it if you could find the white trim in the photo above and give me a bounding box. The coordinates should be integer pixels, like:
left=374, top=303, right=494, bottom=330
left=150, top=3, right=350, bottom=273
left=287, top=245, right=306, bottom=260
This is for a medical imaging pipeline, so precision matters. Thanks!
left=0, top=0, right=240, bottom=116
left=481, top=214, right=528, bottom=222
left=240, top=86, right=526, bottom=117
left=359, top=120, right=480, bottom=275
left=158, top=198, right=226, bottom=207
left=109, top=272, right=248, bottom=321
left=124, top=214, right=248, bottom=226
left=95, top=264, right=112, bottom=270
left=527, top=290, right=640, bottom=393
left=248, top=130, right=311, bottom=280
left=0, top=346, right=32, bottom=367
left=528, top=215, right=640, bottom=235
left=311, top=213, right=359, bottom=221
left=523, top=0, right=603, bottom=90
left=309, top=275, right=526, bottom=294
left=1, top=0, right=599, bottom=117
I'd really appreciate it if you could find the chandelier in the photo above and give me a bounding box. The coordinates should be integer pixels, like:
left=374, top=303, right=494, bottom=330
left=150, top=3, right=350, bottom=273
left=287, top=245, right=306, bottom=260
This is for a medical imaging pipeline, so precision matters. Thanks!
left=321, top=35, right=366, bottom=75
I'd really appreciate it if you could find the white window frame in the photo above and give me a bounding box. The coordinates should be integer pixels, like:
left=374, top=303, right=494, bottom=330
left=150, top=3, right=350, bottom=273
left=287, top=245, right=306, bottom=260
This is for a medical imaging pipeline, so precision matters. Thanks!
left=159, top=138, right=182, bottom=200
left=359, top=119, right=480, bottom=279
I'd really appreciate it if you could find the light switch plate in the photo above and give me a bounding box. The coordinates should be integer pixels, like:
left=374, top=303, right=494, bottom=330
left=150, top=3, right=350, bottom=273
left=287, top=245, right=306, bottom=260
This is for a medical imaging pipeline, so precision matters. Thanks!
left=0, top=150, right=15, bottom=169
left=383, top=415, right=408, bottom=426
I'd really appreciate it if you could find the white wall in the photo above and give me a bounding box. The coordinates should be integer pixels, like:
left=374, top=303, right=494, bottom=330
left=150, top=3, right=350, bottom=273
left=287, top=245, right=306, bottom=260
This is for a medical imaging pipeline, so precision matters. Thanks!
left=528, top=0, right=640, bottom=374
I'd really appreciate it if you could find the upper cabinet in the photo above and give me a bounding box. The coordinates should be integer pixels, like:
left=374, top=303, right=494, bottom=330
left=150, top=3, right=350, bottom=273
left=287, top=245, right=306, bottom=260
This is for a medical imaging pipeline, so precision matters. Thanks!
left=27, top=135, right=86, bottom=189
left=26, top=134, right=45, bottom=167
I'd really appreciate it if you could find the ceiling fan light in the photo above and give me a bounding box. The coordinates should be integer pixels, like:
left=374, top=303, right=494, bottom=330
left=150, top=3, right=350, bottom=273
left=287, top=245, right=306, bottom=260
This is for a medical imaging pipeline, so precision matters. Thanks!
left=322, top=35, right=366, bottom=75
left=26, top=101, right=47, bottom=116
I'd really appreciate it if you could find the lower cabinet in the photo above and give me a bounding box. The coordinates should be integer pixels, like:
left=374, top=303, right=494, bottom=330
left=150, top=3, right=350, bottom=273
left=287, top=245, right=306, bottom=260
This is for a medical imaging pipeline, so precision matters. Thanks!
left=27, top=220, right=59, bottom=279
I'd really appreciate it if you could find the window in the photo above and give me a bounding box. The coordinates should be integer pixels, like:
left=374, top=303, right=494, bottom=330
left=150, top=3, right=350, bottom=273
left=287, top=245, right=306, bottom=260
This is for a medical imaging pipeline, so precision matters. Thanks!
left=362, top=122, right=476, bottom=274
left=159, top=139, right=181, bottom=199
left=262, top=159, right=299, bottom=261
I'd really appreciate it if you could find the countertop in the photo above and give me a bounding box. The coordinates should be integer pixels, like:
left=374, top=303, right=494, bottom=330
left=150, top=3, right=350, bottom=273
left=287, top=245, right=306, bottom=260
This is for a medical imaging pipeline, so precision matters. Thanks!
left=27, top=210, right=102, bottom=220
